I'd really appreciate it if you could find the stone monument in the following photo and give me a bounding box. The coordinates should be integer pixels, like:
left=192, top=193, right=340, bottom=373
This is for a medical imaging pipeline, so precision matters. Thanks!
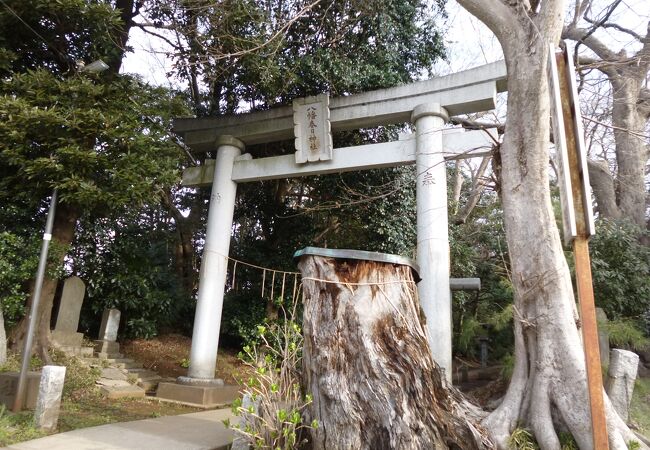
left=94, top=309, right=122, bottom=359
left=596, top=307, right=610, bottom=367
left=51, top=276, right=85, bottom=351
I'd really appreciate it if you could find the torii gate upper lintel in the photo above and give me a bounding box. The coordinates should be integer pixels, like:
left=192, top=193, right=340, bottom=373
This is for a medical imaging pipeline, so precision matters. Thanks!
left=171, top=61, right=508, bottom=391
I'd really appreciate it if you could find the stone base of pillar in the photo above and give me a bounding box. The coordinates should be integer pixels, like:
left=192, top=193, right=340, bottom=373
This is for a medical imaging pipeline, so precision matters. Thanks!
left=177, top=375, right=225, bottom=387
left=94, top=340, right=121, bottom=359
left=156, top=381, right=240, bottom=408
left=51, top=330, right=84, bottom=348
left=0, top=371, right=40, bottom=409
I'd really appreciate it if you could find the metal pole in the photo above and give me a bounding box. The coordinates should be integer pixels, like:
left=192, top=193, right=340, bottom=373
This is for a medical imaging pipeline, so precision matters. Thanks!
left=573, top=237, right=609, bottom=449
left=13, top=189, right=58, bottom=412
left=556, top=49, right=609, bottom=449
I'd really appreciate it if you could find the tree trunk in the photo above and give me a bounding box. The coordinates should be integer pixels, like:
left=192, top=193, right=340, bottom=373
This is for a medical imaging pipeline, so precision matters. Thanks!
left=587, top=159, right=621, bottom=220
left=610, top=77, right=648, bottom=228
left=454, top=1, right=647, bottom=447
left=298, top=255, right=493, bottom=450
left=482, top=45, right=599, bottom=450
left=11, top=203, right=79, bottom=361
left=109, top=0, right=139, bottom=74
left=161, top=190, right=200, bottom=297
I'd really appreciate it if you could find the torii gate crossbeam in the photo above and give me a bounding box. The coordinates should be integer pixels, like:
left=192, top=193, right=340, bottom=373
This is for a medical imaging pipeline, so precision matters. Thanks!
left=158, top=61, right=507, bottom=407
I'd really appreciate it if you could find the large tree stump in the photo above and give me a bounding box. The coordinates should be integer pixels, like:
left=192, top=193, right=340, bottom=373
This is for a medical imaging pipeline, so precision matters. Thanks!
left=297, top=253, right=492, bottom=450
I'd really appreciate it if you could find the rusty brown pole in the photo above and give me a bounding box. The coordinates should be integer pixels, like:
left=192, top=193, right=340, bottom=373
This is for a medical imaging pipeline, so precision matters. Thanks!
left=556, top=48, right=609, bottom=450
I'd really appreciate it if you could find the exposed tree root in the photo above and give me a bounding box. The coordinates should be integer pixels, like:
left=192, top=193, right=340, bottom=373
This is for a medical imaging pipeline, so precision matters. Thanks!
left=483, top=298, right=649, bottom=450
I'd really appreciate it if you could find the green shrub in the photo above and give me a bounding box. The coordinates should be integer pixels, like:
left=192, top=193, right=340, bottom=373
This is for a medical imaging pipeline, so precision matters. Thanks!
left=500, top=353, right=515, bottom=381
left=227, top=302, right=314, bottom=449
left=0, top=231, right=66, bottom=327
left=74, top=219, right=193, bottom=339
left=0, top=352, right=42, bottom=373
left=605, top=319, right=649, bottom=351
left=589, top=220, right=649, bottom=326
left=628, top=440, right=641, bottom=450
left=0, top=405, right=46, bottom=446
left=50, top=350, right=100, bottom=401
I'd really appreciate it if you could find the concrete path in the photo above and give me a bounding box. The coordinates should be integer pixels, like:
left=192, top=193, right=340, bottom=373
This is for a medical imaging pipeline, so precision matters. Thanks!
left=3, top=408, right=235, bottom=450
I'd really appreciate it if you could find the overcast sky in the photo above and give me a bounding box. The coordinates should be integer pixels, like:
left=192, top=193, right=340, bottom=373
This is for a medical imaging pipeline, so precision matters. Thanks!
left=121, top=0, right=648, bottom=89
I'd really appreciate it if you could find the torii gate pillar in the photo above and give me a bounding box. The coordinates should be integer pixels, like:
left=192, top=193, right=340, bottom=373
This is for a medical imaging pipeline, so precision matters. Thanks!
left=185, top=135, right=243, bottom=382
left=412, top=103, right=452, bottom=381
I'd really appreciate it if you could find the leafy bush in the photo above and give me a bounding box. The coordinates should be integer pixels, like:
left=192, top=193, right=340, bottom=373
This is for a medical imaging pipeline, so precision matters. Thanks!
left=73, top=216, right=194, bottom=339
left=227, top=303, right=314, bottom=449
left=0, top=230, right=66, bottom=327
left=589, top=220, right=650, bottom=325
left=220, top=291, right=267, bottom=347
left=50, top=350, right=100, bottom=401
left=0, top=232, right=36, bottom=324
left=605, top=319, right=649, bottom=351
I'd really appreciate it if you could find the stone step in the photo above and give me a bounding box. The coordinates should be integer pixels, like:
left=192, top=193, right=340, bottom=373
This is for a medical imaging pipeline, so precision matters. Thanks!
left=104, top=357, right=134, bottom=364
left=100, top=367, right=128, bottom=381
left=107, top=359, right=142, bottom=370
left=100, top=383, right=146, bottom=399
left=96, top=352, right=124, bottom=360
left=55, top=345, right=95, bottom=358
left=127, top=369, right=160, bottom=380
left=80, top=357, right=102, bottom=366
left=138, top=379, right=160, bottom=392
left=80, top=346, right=95, bottom=357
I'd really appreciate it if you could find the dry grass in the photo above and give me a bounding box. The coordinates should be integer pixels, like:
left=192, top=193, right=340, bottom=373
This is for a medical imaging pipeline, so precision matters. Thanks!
left=121, top=333, right=250, bottom=384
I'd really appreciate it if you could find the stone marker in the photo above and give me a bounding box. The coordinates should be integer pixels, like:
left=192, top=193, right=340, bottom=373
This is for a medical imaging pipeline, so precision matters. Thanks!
left=55, top=277, right=85, bottom=331
left=95, top=309, right=121, bottom=358
left=51, top=277, right=85, bottom=349
left=605, top=349, right=639, bottom=422
left=478, top=336, right=489, bottom=368
left=231, top=393, right=260, bottom=450
left=596, top=307, right=610, bottom=367
left=99, top=308, right=120, bottom=341
left=34, top=366, right=66, bottom=431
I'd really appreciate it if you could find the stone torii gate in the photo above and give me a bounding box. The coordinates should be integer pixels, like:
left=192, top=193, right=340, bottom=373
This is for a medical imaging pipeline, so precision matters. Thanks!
left=159, top=62, right=507, bottom=405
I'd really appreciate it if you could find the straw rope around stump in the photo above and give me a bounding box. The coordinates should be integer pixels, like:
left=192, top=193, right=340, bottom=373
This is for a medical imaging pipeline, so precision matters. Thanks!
left=297, top=255, right=493, bottom=450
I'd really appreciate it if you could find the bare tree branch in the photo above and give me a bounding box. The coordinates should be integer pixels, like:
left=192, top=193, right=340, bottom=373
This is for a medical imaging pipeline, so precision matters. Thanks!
left=456, top=0, right=520, bottom=46
left=582, top=17, right=642, bottom=41
left=454, top=156, right=491, bottom=224
left=583, top=116, right=650, bottom=140
left=562, top=25, right=618, bottom=61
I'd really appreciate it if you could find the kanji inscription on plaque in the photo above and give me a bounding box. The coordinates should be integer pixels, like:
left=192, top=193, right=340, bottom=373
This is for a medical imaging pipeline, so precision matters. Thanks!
left=293, top=93, right=333, bottom=163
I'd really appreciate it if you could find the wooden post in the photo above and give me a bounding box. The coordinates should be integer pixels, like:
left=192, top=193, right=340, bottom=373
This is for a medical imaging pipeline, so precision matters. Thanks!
left=297, top=252, right=491, bottom=450
left=555, top=47, right=609, bottom=450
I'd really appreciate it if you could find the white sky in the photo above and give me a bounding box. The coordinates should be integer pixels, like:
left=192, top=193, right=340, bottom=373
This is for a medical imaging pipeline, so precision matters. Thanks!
left=121, top=1, right=506, bottom=86
left=122, top=0, right=648, bottom=86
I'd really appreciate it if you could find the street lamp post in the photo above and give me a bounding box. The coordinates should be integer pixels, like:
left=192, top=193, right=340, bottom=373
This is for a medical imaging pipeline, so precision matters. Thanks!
left=13, top=189, right=58, bottom=412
